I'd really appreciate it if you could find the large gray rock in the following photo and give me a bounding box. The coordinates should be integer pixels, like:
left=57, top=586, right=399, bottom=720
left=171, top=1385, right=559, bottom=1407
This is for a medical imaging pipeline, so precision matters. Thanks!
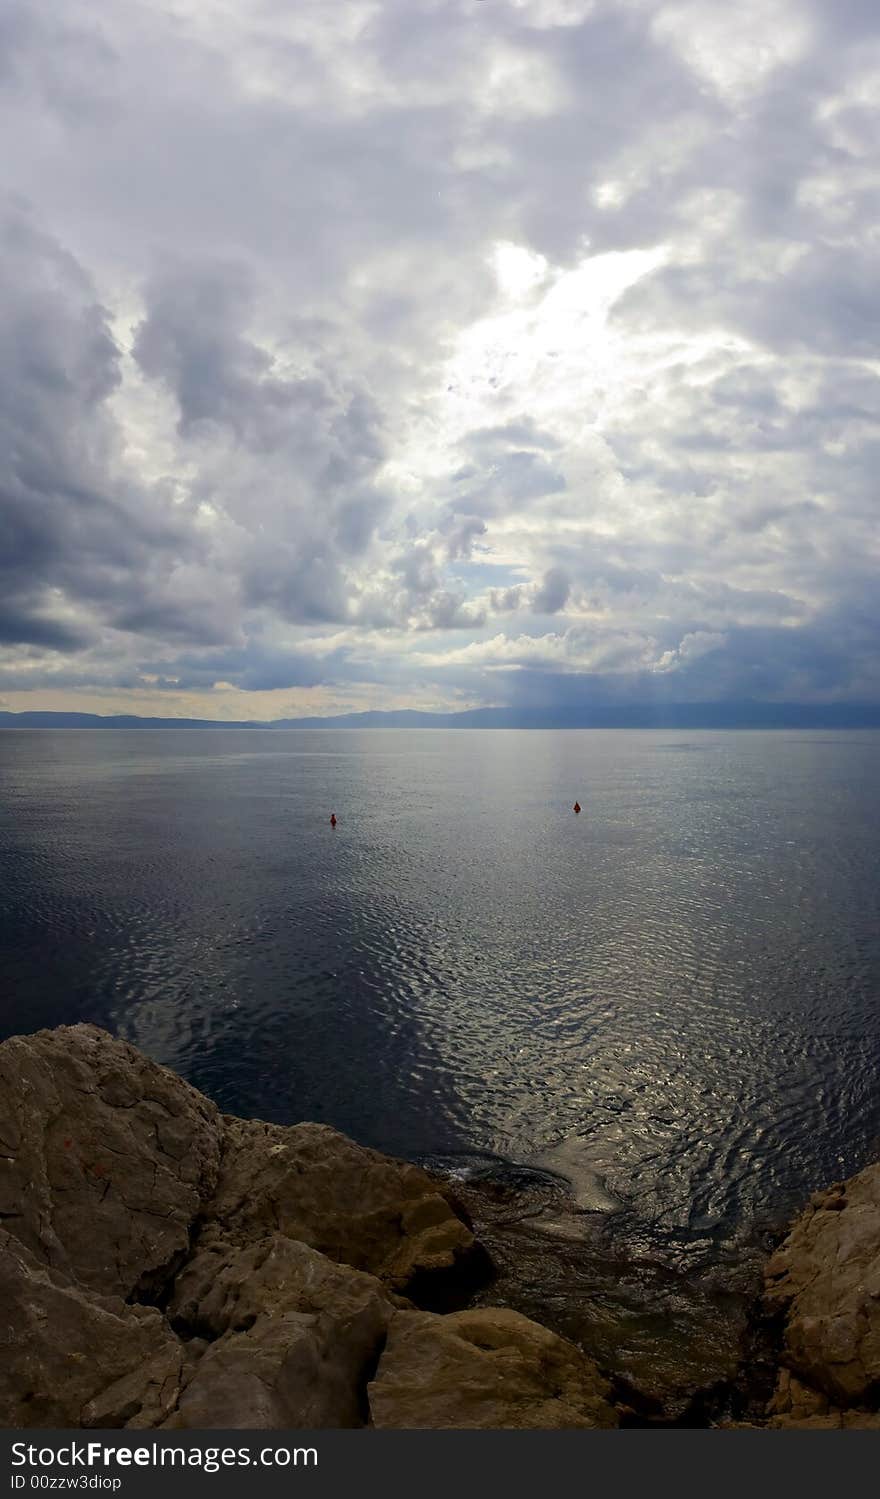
left=764, top=1165, right=880, bottom=1408
left=202, top=1115, right=479, bottom=1292
left=0, top=1229, right=183, bottom=1429
left=368, top=1306, right=619, bottom=1429
left=0, top=1024, right=222, bottom=1298
left=164, top=1235, right=394, bottom=1428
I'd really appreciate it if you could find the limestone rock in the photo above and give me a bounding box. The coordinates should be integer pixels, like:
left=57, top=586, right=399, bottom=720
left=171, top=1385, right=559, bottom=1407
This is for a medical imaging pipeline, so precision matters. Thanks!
left=202, top=1116, right=480, bottom=1293
left=164, top=1235, right=393, bottom=1428
left=0, top=1229, right=182, bottom=1429
left=764, top=1371, right=880, bottom=1429
left=368, top=1306, right=619, bottom=1429
left=765, top=1368, right=834, bottom=1424
left=0, top=1024, right=222, bottom=1298
left=763, top=1165, right=880, bottom=1407
left=764, top=1366, right=880, bottom=1427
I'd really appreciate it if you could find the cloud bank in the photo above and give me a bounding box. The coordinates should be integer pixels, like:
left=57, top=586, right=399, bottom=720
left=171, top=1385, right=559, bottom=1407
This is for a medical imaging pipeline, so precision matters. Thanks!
left=1, top=0, right=878, bottom=718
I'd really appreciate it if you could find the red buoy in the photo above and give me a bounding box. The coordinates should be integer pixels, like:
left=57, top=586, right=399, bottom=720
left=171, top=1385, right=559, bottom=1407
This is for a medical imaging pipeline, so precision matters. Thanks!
left=573, top=801, right=581, bottom=814
left=330, top=813, right=337, bottom=827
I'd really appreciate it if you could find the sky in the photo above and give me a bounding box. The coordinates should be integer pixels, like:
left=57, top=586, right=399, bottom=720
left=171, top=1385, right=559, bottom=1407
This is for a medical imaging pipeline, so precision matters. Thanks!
left=1, top=0, right=879, bottom=721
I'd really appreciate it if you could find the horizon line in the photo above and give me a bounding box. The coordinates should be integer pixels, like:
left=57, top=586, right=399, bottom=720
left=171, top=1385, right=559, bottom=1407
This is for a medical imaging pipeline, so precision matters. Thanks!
left=3, top=702, right=880, bottom=731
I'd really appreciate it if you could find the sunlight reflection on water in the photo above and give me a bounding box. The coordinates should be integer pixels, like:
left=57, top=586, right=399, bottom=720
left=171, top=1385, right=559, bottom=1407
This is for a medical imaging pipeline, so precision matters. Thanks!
left=1, top=727, right=879, bottom=1260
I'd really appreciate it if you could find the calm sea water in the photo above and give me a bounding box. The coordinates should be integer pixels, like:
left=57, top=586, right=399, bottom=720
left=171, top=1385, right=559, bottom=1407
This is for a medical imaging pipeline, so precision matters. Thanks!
left=2, top=728, right=879, bottom=1260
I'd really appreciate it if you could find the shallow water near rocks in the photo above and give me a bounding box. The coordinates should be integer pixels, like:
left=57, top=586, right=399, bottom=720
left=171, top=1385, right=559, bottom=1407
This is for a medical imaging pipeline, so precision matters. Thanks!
left=424, top=1150, right=774, bottom=1421
left=2, top=727, right=879, bottom=1312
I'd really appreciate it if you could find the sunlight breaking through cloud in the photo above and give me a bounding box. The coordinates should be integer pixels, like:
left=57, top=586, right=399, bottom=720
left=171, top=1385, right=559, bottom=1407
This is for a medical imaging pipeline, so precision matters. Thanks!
left=1, top=0, right=878, bottom=718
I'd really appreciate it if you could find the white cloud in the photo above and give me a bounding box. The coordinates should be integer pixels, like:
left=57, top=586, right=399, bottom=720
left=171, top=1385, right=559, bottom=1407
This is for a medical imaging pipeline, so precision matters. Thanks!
left=652, top=0, right=813, bottom=103
left=654, top=630, right=728, bottom=673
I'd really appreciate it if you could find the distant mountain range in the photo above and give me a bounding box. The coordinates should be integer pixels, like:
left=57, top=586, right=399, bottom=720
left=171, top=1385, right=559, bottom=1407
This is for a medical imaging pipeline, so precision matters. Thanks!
left=2, top=703, right=880, bottom=730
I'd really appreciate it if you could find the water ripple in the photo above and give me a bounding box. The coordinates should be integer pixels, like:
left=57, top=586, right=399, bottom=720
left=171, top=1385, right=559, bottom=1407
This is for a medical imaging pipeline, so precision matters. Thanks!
left=1, top=726, right=879, bottom=1261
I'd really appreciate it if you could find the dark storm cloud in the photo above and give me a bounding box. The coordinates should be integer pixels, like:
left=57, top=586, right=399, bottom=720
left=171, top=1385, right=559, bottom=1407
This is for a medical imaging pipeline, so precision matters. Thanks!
left=472, top=6, right=740, bottom=267
left=432, top=608, right=880, bottom=713
left=133, top=262, right=279, bottom=442
left=615, top=245, right=880, bottom=358
left=132, top=262, right=383, bottom=477
left=447, top=418, right=570, bottom=537
left=0, top=608, right=87, bottom=651
left=491, top=565, right=572, bottom=617
left=361, top=539, right=487, bottom=632
left=443, top=515, right=488, bottom=562
left=109, top=598, right=236, bottom=647
left=0, top=205, right=195, bottom=657
left=533, top=566, right=571, bottom=615
left=136, top=642, right=328, bottom=694
left=130, top=257, right=392, bottom=634
left=803, top=0, right=880, bottom=45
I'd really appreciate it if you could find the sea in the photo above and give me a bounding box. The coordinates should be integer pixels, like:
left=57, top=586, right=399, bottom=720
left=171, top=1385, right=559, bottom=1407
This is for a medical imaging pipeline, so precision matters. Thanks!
left=2, top=728, right=879, bottom=1266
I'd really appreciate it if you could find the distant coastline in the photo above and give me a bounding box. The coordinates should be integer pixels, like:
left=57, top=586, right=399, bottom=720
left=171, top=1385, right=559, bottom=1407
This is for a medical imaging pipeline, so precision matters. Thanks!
left=2, top=704, right=880, bottom=731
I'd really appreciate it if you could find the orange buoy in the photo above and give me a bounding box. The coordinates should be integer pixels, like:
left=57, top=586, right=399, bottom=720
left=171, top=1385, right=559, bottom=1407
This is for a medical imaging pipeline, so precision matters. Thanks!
left=573, top=801, right=581, bottom=814
left=330, top=813, right=337, bottom=827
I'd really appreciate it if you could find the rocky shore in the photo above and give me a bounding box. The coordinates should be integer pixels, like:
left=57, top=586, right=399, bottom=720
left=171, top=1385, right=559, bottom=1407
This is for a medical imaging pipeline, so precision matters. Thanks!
left=1, top=1024, right=878, bottom=1429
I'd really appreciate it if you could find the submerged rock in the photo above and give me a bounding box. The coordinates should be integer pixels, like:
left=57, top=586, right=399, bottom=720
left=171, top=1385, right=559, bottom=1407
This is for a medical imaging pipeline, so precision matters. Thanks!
left=440, top=1165, right=763, bottom=1422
